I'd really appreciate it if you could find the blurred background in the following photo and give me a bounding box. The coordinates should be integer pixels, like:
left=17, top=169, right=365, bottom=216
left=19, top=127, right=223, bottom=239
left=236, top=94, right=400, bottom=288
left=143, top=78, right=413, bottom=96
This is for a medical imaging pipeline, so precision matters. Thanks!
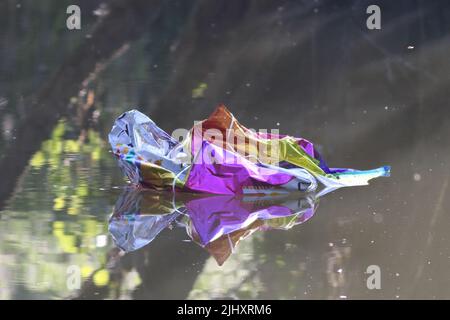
left=0, top=0, right=449, bottom=299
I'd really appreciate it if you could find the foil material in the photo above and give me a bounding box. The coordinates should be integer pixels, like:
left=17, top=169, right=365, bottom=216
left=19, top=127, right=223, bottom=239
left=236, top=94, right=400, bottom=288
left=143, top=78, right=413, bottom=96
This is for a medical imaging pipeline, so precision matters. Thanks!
left=109, top=105, right=390, bottom=195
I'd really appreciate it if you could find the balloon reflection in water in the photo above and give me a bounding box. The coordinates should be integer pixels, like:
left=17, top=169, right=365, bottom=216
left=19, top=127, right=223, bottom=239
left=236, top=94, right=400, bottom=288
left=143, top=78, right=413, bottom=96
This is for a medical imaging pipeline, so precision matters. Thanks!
left=109, top=188, right=317, bottom=265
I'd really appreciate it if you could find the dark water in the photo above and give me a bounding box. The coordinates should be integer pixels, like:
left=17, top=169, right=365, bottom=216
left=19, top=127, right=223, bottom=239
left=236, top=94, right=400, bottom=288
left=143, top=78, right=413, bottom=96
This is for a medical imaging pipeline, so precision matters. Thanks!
left=0, top=0, right=450, bottom=299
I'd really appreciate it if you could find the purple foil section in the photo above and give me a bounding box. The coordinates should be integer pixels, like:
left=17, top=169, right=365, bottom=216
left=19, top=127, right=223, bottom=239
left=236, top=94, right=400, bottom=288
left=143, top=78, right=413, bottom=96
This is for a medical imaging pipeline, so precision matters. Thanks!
left=186, top=141, right=294, bottom=195
left=185, top=196, right=293, bottom=245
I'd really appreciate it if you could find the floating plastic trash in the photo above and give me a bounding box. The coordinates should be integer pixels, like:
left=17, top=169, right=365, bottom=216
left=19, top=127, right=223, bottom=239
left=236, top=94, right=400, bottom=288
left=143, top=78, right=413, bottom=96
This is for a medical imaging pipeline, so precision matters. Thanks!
left=109, top=188, right=317, bottom=265
left=109, top=105, right=390, bottom=195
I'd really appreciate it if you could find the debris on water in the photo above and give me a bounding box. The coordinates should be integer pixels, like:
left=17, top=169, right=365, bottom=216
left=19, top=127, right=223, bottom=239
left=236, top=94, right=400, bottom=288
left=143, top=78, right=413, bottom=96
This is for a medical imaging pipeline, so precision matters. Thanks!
left=108, top=105, right=390, bottom=195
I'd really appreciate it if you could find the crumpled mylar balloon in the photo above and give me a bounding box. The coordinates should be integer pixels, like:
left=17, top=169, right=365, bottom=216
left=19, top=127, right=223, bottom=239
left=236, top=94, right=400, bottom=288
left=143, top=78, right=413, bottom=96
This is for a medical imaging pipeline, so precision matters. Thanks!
left=109, top=105, right=390, bottom=195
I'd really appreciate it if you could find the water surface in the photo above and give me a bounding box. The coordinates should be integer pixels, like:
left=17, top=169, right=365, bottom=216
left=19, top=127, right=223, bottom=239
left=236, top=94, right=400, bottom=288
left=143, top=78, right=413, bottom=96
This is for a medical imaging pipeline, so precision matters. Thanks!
left=0, top=0, right=450, bottom=299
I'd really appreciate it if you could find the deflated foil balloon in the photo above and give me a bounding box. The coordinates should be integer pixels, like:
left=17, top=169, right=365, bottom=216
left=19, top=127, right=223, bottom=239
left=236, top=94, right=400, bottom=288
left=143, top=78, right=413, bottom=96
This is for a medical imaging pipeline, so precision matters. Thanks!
left=109, top=105, right=390, bottom=195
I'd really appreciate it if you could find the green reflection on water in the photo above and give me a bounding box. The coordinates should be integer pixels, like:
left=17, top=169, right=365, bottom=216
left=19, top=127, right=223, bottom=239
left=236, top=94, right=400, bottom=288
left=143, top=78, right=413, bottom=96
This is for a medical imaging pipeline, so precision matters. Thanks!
left=0, top=120, right=122, bottom=299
